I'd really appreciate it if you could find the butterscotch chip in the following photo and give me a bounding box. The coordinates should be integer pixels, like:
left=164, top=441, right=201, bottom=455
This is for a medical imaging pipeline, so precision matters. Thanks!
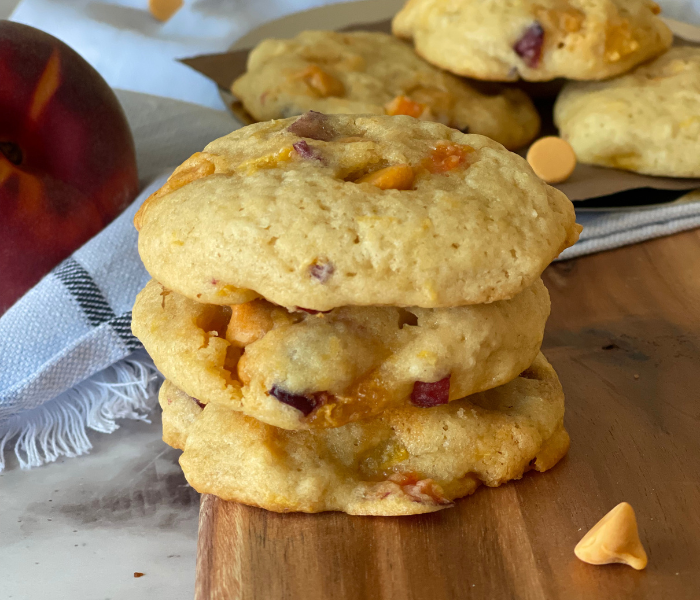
left=356, top=164, right=415, bottom=190
left=526, top=137, right=577, bottom=184
left=160, top=352, right=568, bottom=515
left=575, top=502, right=648, bottom=570
left=148, top=0, right=182, bottom=22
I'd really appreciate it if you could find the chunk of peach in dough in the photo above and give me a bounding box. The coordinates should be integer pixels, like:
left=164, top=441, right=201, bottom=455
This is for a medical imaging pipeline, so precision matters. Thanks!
left=424, top=142, right=475, bottom=174
left=356, top=164, right=415, bottom=190
left=385, top=95, right=426, bottom=118
left=226, top=299, right=277, bottom=348
left=297, top=65, right=345, bottom=97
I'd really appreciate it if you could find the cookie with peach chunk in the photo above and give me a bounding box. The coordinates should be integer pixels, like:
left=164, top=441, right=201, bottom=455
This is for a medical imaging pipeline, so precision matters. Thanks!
left=133, top=277, right=550, bottom=430
left=135, top=113, right=580, bottom=311
left=555, top=47, right=700, bottom=178
left=231, top=30, right=540, bottom=150
left=158, top=352, right=569, bottom=515
left=392, top=0, right=672, bottom=82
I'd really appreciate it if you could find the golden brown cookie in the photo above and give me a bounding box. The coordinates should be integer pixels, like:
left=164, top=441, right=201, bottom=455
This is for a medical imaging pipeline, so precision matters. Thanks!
left=134, top=278, right=550, bottom=430
left=232, top=30, right=540, bottom=149
left=160, top=352, right=569, bottom=515
left=135, top=114, right=580, bottom=310
left=392, top=0, right=672, bottom=82
left=555, top=47, right=700, bottom=177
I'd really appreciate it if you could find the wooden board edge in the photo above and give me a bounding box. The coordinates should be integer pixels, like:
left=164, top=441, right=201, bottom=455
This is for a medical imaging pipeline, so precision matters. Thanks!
left=195, top=494, right=218, bottom=600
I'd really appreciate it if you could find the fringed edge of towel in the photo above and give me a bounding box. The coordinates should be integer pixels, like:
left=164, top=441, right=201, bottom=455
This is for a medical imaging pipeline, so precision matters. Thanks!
left=0, top=352, right=161, bottom=472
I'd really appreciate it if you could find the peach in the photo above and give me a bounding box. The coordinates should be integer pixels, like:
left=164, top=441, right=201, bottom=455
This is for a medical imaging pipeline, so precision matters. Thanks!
left=0, top=22, right=138, bottom=314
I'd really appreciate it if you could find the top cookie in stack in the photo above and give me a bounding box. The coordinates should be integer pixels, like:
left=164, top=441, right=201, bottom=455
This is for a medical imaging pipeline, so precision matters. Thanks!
left=392, top=0, right=672, bottom=82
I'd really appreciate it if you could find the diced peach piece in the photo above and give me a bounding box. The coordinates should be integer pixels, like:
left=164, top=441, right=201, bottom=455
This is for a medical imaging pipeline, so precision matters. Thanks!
left=356, top=164, right=415, bottom=190
left=385, top=95, right=427, bottom=118
left=360, top=440, right=410, bottom=480
left=604, top=21, right=640, bottom=62
left=226, top=299, right=276, bottom=348
left=388, top=473, right=451, bottom=505
left=424, top=142, right=475, bottom=174
left=237, top=146, right=293, bottom=175
left=299, top=65, right=345, bottom=98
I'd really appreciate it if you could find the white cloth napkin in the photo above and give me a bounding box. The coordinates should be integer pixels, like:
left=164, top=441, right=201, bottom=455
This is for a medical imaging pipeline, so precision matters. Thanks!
left=560, top=194, right=700, bottom=259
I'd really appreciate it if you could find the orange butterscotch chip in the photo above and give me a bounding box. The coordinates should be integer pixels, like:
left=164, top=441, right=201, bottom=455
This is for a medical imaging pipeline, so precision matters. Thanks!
left=225, top=299, right=276, bottom=348
left=424, top=142, right=475, bottom=174
left=148, top=0, right=183, bottom=22
left=385, top=95, right=427, bottom=118
left=299, top=65, right=345, bottom=98
left=526, top=136, right=577, bottom=184
left=650, top=1, right=661, bottom=14
left=356, top=164, right=415, bottom=190
left=134, top=152, right=215, bottom=231
left=575, top=502, right=648, bottom=570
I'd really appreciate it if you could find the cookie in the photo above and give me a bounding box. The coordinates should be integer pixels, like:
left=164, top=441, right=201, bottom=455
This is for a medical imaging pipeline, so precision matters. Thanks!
left=135, top=114, right=580, bottom=310
left=555, top=47, right=700, bottom=177
left=231, top=30, right=540, bottom=150
left=134, top=278, right=550, bottom=430
left=392, top=0, right=672, bottom=82
left=160, top=352, right=569, bottom=515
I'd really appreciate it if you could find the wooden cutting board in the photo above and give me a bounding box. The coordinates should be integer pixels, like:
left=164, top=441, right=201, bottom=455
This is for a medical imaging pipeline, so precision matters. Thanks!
left=194, top=228, right=700, bottom=600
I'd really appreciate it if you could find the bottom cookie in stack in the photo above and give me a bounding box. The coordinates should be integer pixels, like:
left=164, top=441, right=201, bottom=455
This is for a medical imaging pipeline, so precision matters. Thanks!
left=158, top=353, right=568, bottom=516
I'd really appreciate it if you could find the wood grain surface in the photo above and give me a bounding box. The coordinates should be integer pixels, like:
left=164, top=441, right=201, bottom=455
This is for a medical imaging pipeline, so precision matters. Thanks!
left=195, top=230, right=700, bottom=600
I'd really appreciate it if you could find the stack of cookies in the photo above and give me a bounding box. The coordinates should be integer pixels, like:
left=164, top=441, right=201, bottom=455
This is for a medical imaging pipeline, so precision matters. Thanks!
left=132, top=112, right=580, bottom=515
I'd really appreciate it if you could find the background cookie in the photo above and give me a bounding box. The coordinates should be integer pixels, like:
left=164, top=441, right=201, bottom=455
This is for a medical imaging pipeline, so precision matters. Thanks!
left=392, top=0, right=672, bottom=82
left=134, top=278, right=550, bottom=430
left=136, top=114, right=580, bottom=310
left=555, top=47, right=700, bottom=177
left=232, top=30, right=540, bottom=150
left=162, top=352, right=568, bottom=515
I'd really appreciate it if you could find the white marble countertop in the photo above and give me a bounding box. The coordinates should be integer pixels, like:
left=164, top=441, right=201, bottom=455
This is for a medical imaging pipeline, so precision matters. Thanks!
left=1, top=414, right=199, bottom=599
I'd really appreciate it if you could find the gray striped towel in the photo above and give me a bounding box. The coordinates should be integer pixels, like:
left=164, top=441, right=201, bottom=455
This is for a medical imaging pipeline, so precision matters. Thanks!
left=0, top=178, right=161, bottom=470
